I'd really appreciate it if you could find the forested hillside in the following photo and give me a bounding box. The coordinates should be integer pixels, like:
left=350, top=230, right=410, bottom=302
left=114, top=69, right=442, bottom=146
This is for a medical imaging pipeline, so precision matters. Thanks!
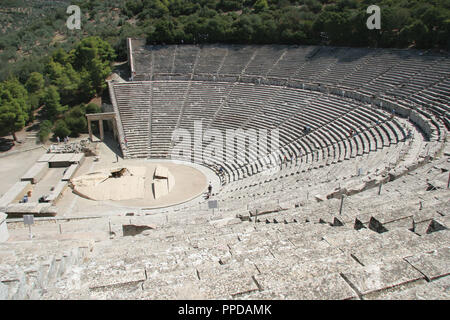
left=136, top=0, right=450, bottom=50
left=0, top=0, right=448, bottom=145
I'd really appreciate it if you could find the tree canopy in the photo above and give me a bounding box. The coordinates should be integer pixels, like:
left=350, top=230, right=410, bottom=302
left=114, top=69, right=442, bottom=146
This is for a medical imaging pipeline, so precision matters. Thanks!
left=0, top=0, right=448, bottom=142
left=0, top=78, right=30, bottom=140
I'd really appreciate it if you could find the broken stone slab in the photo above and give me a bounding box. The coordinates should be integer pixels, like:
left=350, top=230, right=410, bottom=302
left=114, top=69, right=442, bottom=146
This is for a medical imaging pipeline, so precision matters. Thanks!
left=406, top=161, right=420, bottom=171
left=388, top=166, right=409, bottom=180
left=87, top=267, right=147, bottom=291
left=195, top=262, right=259, bottom=299
left=389, top=281, right=450, bottom=300
left=278, top=200, right=297, bottom=209
left=254, top=272, right=357, bottom=300
left=248, top=205, right=283, bottom=217
left=209, top=217, right=241, bottom=227
left=323, top=229, right=381, bottom=253
left=363, top=279, right=431, bottom=300
left=197, top=275, right=259, bottom=299
left=235, top=211, right=251, bottom=221
left=287, top=254, right=365, bottom=282
left=426, top=171, right=449, bottom=190
left=122, top=224, right=156, bottom=236
left=412, top=208, right=443, bottom=224
left=371, top=207, right=414, bottom=224
left=327, top=187, right=347, bottom=199
left=434, top=160, right=450, bottom=172
left=404, top=247, right=450, bottom=281
left=418, top=230, right=450, bottom=252
left=344, top=182, right=367, bottom=196
left=140, top=272, right=201, bottom=299
left=431, top=273, right=450, bottom=293
left=314, top=194, right=327, bottom=202
left=350, top=231, right=425, bottom=266
left=341, top=259, right=425, bottom=296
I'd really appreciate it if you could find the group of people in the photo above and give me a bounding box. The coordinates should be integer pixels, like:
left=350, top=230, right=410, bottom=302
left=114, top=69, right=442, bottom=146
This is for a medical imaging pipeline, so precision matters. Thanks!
left=56, top=136, right=70, bottom=144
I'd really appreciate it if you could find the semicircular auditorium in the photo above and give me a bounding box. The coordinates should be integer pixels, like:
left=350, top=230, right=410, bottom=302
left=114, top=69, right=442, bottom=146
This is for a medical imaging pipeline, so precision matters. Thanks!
left=1, top=39, right=449, bottom=300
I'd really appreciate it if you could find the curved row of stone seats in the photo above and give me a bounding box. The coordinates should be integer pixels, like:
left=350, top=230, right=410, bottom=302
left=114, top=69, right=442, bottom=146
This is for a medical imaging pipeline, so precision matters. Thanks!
left=171, top=45, right=200, bottom=75
left=244, top=46, right=286, bottom=77
left=247, top=154, right=448, bottom=224
left=19, top=192, right=448, bottom=299
left=266, top=46, right=316, bottom=78
left=193, top=45, right=228, bottom=75
left=357, top=52, right=428, bottom=95
left=139, top=43, right=441, bottom=92
left=338, top=50, right=413, bottom=92
left=180, top=81, right=233, bottom=130
left=407, top=78, right=450, bottom=119
left=112, top=82, right=152, bottom=158
left=203, top=86, right=404, bottom=182
left=217, top=146, right=398, bottom=203
left=295, top=46, right=347, bottom=82
left=216, top=129, right=423, bottom=205
left=313, top=48, right=374, bottom=86
left=115, top=81, right=398, bottom=182
left=151, top=45, right=177, bottom=74
left=224, top=135, right=367, bottom=191
left=131, top=47, right=152, bottom=80
left=116, top=43, right=448, bottom=182
left=218, top=45, right=259, bottom=76
left=131, top=42, right=448, bottom=109
left=188, top=135, right=443, bottom=216
left=3, top=112, right=448, bottom=300
left=150, top=81, right=190, bottom=158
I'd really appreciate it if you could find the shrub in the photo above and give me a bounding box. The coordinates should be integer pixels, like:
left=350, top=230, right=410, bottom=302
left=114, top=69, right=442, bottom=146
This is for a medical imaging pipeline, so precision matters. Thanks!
left=53, top=119, right=71, bottom=139
left=85, top=103, right=102, bottom=114
left=38, top=120, right=52, bottom=142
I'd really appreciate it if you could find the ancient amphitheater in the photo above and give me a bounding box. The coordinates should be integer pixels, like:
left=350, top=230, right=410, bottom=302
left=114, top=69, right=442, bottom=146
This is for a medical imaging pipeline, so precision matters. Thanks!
left=0, top=39, right=449, bottom=300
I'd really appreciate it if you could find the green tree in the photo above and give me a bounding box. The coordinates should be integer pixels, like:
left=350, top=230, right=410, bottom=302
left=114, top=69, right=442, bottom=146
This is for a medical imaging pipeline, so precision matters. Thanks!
left=25, top=72, right=44, bottom=93
left=64, top=105, right=87, bottom=136
left=313, top=11, right=351, bottom=46
left=0, top=78, right=30, bottom=141
left=85, top=102, right=102, bottom=114
left=25, top=72, right=45, bottom=109
left=53, top=119, right=71, bottom=139
left=152, top=19, right=177, bottom=43
left=254, top=0, right=269, bottom=13
left=400, top=20, right=430, bottom=49
left=71, top=36, right=116, bottom=96
left=72, top=36, right=116, bottom=71
left=43, top=86, right=67, bottom=120
left=38, top=120, right=52, bottom=142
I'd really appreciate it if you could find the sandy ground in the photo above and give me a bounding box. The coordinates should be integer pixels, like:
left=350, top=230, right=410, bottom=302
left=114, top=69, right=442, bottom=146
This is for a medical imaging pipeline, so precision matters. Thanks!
left=71, top=161, right=206, bottom=207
